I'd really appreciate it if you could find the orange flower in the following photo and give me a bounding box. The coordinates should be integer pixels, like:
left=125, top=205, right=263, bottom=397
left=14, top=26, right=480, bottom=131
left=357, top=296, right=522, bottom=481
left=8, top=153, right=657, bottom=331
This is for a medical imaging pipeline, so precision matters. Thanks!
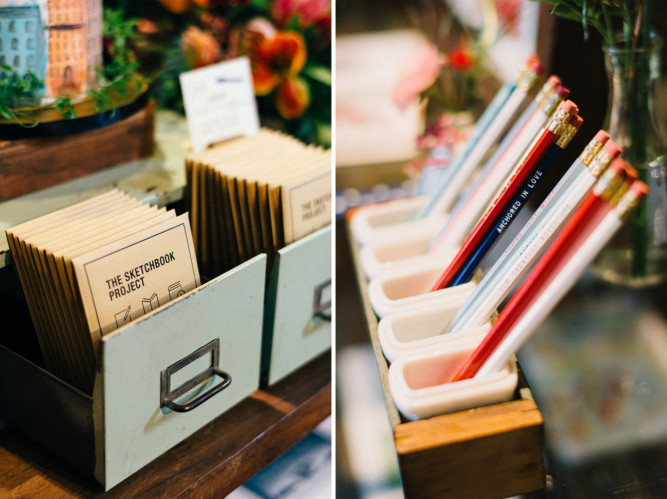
left=157, top=0, right=210, bottom=12
left=250, top=30, right=307, bottom=95
left=181, top=27, right=221, bottom=68
left=275, top=76, right=310, bottom=119
left=448, top=47, right=475, bottom=72
left=157, top=0, right=190, bottom=14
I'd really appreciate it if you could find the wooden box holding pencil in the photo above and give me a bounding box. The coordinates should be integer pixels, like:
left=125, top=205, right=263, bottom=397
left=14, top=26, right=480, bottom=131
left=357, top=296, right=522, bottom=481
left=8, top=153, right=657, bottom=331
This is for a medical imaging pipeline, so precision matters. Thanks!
left=347, top=230, right=546, bottom=499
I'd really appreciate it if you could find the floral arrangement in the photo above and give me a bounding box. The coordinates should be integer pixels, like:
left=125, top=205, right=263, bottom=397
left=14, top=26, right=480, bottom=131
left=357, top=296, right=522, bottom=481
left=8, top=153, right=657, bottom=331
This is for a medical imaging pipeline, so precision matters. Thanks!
left=391, top=0, right=520, bottom=151
left=121, top=0, right=331, bottom=146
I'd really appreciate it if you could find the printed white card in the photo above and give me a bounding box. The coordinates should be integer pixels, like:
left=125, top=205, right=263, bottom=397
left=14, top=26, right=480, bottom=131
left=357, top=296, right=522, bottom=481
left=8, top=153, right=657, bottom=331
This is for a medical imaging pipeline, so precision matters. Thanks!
left=180, top=56, right=260, bottom=153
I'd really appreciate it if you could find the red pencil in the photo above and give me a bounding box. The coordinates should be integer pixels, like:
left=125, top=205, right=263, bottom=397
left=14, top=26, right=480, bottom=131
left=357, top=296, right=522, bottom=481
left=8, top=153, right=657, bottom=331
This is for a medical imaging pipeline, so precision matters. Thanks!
left=451, top=157, right=636, bottom=381
left=431, top=100, right=579, bottom=291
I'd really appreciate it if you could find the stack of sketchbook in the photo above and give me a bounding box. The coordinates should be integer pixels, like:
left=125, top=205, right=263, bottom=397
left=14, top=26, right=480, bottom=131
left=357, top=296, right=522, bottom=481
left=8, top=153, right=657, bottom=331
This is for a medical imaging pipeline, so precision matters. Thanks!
left=186, top=128, right=331, bottom=278
left=6, top=190, right=200, bottom=393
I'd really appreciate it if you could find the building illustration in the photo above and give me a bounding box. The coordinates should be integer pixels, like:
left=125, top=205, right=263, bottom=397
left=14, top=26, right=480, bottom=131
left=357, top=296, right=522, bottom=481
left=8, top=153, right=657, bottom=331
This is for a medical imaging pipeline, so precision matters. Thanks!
left=0, top=0, right=102, bottom=97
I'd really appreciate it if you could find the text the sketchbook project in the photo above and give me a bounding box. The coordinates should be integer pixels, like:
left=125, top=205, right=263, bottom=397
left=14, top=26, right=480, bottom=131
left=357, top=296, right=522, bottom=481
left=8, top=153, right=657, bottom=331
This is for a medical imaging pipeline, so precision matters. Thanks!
left=6, top=190, right=200, bottom=393
left=186, top=128, right=331, bottom=278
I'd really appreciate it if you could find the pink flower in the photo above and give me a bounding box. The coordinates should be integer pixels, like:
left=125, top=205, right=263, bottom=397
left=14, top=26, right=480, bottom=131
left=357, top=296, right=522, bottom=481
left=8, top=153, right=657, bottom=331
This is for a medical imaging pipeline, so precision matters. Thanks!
left=416, top=114, right=470, bottom=150
left=246, top=17, right=277, bottom=41
left=271, top=0, right=331, bottom=28
left=392, top=44, right=442, bottom=110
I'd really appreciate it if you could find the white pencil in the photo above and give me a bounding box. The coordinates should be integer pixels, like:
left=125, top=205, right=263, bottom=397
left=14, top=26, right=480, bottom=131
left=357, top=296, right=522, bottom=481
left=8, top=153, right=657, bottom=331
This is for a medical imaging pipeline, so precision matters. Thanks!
left=474, top=181, right=649, bottom=377
left=417, top=61, right=543, bottom=219
left=446, top=132, right=618, bottom=332
left=431, top=77, right=568, bottom=251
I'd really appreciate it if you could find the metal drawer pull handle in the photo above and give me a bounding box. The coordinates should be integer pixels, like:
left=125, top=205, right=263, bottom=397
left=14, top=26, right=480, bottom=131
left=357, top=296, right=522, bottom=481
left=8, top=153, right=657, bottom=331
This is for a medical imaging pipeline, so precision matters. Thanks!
left=312, top=279, right=331, bottom=321
left=160, top=338, right=232, bottom=413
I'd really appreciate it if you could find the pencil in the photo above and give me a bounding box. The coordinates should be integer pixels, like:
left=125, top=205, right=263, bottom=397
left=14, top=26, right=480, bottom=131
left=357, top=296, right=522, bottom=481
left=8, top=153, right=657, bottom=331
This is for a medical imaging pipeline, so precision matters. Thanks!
left=446, top=131, right=619, bottom=332
left=470, top=180, right=649, bottom=379
left=430, top=100, right=579, bottom=291
left=431, top=77, right=569, bottom=251
left=447, top=115, right=582, bottom=286
left=417, top=59, right=543, bottom=219
left=451, top=159, right=640, bottom=381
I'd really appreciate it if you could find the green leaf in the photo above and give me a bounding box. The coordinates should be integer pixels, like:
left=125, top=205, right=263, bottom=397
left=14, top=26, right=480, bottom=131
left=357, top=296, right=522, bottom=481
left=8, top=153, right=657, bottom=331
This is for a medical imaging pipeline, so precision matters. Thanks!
left=303, top=65, right=331, bottom=86
left=314, top=121, right=331, bottom=148
left=550, top=3, right=584, bottom=22
left=0, top=106, right=13, bottom=120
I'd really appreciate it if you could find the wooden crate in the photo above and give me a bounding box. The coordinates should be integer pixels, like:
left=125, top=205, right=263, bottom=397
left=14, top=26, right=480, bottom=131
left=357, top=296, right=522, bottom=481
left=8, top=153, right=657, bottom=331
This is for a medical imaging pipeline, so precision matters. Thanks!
left=348, top=228, right=546, bottom=499
left=0, top=101, right=155, bottom=202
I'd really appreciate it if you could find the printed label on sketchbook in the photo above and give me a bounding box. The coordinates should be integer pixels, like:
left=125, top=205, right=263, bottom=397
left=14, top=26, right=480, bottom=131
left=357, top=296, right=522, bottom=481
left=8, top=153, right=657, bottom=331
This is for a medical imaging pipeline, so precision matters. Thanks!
left=73, top=214, right=200, bottom=336
left=283, top=169, right=332, bottom=243
left=180, top=56, right=260, bottom=153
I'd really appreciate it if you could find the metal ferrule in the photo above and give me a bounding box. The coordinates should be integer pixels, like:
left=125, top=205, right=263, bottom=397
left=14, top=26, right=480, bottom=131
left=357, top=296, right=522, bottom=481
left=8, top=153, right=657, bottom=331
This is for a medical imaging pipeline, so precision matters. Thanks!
left=547, top=107, right=572, bottom=136
left=534, top=81, right=553, bottom=106
left=579, top=137, right=605, bottom=167
left=608, top=181, right=632, bottom=206
left=517, top=68, right=540, bottom=92
left=593, top=167, right=626, bottom=199
left=587, top=148, right=615, bottom=178
left=542, top=90, right=564, bottom=116
left=556, top=123, right=579, bottom=148
left=615, top=186, right=644, bottom=217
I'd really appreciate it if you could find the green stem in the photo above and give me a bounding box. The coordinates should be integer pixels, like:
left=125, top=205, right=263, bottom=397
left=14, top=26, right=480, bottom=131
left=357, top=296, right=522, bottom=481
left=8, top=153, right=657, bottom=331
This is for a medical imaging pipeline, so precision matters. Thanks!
left=600, top=3, right=617, bottom=50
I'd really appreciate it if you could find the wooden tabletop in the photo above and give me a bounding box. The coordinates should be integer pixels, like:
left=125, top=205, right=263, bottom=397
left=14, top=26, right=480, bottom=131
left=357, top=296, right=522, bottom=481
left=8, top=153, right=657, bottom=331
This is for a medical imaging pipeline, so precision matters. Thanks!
left=0, top=351, right=331, bottom=498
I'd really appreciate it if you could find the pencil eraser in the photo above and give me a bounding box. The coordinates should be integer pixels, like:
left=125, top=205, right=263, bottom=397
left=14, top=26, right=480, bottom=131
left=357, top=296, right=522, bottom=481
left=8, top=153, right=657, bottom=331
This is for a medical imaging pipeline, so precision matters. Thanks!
left=603, top=139, right=622, bottom=158
left=594, top=130, right=610, bottom=144
left=531, top=61, right=545, bottom=74
left=569, top=115, right=584, bottom=128
left=547, top=75, right=561, bottom=88
left=630, top=181, right=650, bottom=197
left=624, top=164, right=639, bottom=181
left=609, top=157, right=638, bottom=181
left=526, top=54, right=540, bottom=65
left=558, top=100, right=578, bottom=115
left=555, top=84, right=570, bottom=99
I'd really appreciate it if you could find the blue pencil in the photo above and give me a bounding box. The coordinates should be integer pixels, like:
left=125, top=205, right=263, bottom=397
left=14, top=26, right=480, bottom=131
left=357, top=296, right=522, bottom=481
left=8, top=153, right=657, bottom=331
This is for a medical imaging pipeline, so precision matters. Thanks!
left=448, top=142, right=568, bottom=286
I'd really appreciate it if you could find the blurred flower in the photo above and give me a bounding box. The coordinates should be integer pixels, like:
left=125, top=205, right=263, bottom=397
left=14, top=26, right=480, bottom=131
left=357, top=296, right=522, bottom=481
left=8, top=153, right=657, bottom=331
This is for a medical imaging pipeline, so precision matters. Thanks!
left=246, top=17, right=277, bottom=40
left=447, top=47, right=475, bottom=72
left=392, top=43, right=442, bottom=110
left=493, top=0, right=520, bottom=36
left=200, top=12, right=228, bottom=37
left=181, top=26, right=221, bottom=68
left=271, top=0, right=330, bottom=28
left=416, top=113, right=471, bottom=150
left=249, top=29, right=307, bottom=95
left=137, top=19, right=159, bottom=34
left=157, top=0, right=191, bottom=14
left=275, top=76, right=310, bottom=119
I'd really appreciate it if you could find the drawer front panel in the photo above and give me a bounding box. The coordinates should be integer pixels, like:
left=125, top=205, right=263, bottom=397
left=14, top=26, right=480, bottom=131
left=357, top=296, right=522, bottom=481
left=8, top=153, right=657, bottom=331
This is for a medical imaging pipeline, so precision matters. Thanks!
left=266, top=226, right=331, bottom=385
left=94, top=254, right=266, bottom=489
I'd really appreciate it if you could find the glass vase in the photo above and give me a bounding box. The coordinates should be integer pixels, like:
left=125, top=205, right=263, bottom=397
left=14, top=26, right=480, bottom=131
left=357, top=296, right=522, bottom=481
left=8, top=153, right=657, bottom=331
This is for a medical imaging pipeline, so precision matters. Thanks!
left=591, top=35, right=667, bottom=287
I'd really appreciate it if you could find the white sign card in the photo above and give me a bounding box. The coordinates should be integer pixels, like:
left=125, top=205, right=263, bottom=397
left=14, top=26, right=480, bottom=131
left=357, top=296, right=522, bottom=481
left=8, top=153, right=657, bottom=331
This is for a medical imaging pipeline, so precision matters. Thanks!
left=180, top=56, right=260, bottom=153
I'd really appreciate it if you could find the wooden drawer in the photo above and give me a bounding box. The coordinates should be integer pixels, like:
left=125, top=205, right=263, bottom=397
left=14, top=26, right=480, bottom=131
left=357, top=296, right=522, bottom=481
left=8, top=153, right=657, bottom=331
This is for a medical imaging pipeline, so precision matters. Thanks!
left=0, top=254, right=266, bottom=491
left=348, top=227, right=546, bottom=499
left=262, top=225, right=332, bottom=385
